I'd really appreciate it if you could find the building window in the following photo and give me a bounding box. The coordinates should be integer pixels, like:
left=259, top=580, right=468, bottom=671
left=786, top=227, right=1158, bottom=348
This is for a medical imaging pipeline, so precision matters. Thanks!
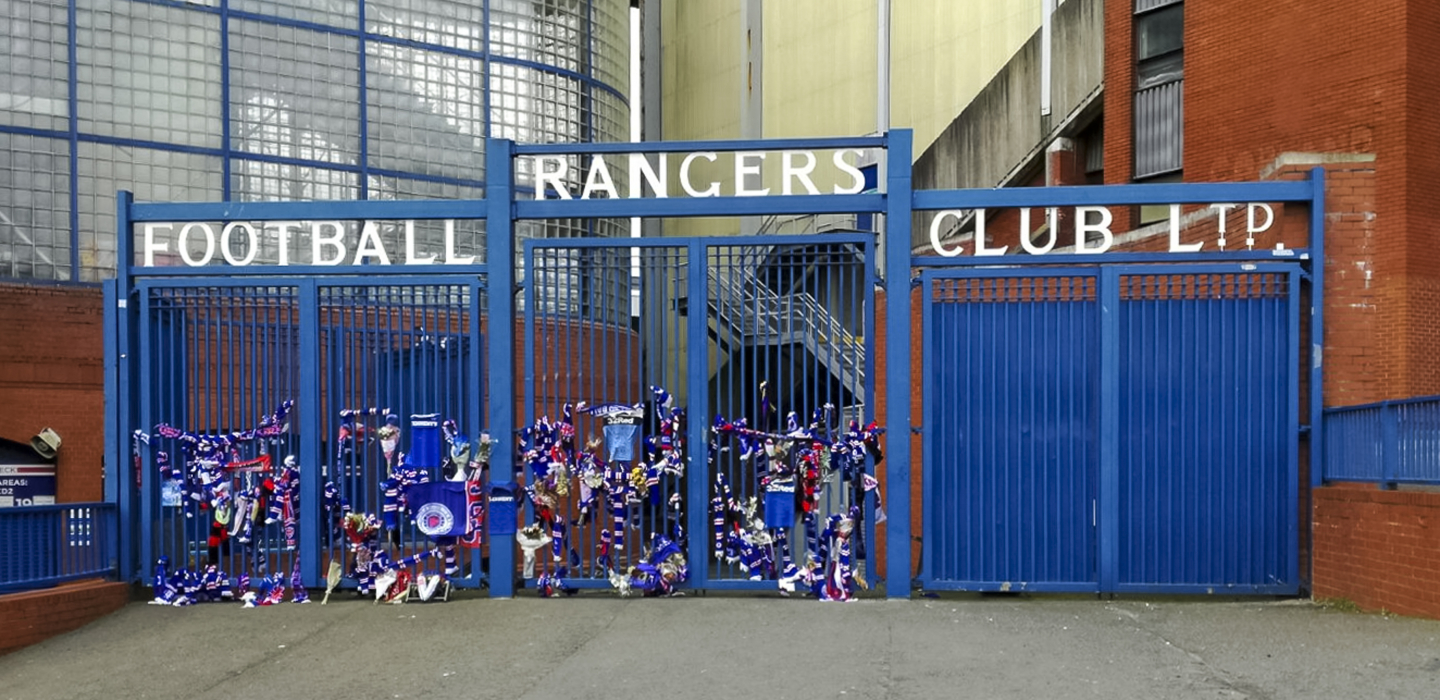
left=1133, top=1, right=1183, bottom=179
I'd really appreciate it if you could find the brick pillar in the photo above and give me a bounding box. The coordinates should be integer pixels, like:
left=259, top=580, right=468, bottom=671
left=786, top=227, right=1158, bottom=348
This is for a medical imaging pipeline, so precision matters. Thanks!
left=871, top=287, right=924, bottom=584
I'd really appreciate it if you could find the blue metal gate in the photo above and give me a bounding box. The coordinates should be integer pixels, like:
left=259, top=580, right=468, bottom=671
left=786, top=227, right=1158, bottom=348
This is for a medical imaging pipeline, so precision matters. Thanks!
left=104, top=132, right=1326, bottom=599
left=129, top=274, right=489, bottom=593
left=521, top=235, right=877, bottom=592
left=920, top=264, right=1300, bottom=594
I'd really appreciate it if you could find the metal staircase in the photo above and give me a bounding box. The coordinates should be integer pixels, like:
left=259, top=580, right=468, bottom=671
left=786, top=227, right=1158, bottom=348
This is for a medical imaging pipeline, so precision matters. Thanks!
left=702, top=220, right=867, bottom=400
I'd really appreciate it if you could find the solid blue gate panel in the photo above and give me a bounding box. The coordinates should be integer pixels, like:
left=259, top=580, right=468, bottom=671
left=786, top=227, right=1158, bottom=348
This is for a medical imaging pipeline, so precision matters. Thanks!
left=1116, top=273, right=1297, bottom=593
left=924, top=275, right=1100, bottom=591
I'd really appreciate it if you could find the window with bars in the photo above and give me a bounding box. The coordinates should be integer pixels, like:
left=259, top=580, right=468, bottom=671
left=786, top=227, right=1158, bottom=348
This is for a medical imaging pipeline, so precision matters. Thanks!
left=1133, top=0, right=1183, bottom=180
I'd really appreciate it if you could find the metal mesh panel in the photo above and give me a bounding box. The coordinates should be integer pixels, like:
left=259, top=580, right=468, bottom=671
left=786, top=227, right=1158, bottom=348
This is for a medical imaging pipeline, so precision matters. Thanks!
left=367, top=0, right=483, bottom=52
left=0, top=0, right=630, bottom=281
left=232, top=162, right=360, bottom=202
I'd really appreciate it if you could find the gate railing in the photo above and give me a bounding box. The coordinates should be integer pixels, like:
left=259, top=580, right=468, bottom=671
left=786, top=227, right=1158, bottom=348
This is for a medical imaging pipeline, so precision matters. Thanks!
left=0, top=503, right=116, bottom=593
left=1323, top=395, right=1440, bottom=486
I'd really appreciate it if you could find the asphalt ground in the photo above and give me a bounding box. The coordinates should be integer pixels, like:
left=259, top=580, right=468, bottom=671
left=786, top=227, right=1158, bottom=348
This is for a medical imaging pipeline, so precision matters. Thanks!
left=3, top=591, right=1439, bottom=700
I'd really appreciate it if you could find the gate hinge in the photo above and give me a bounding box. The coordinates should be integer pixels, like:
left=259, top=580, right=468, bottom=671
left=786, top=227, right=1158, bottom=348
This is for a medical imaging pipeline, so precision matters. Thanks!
left=910, top=276, right=923, bottom=289
left=1298, top=425, right=1312, bottom=435
left=910, top=425, right=922, bottom=434
left=1297, top=268, right=1314, bottom=283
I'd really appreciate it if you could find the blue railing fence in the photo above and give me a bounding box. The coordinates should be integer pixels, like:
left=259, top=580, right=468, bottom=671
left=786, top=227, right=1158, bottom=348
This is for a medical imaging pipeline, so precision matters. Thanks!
left=1323, top=395, right=1440, bottom=486
left=0, top=503, right=117, bottom=593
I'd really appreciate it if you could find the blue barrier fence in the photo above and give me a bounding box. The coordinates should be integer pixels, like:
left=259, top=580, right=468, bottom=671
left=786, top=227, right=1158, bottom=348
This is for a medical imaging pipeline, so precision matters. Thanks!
left=0, top=503, right=117, bottom=593
left=1324, top=395, right=1440, bottom=486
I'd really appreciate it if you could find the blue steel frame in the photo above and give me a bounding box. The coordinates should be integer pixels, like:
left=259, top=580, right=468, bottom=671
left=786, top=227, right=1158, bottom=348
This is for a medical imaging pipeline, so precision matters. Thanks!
left=106, top=131, right=1327, bottom=599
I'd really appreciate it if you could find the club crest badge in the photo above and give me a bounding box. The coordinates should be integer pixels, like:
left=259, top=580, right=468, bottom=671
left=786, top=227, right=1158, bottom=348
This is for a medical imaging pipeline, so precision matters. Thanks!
left=415, top=502, right=456, bottom=536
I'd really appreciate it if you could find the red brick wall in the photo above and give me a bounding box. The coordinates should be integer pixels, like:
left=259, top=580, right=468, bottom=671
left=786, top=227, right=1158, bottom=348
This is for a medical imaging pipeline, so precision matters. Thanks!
left=871, top=288, right=923, bottom=579
left=1101, top=0, right=1440, bottom=615
left=1108, top=0, right=1435, bottom=402
left=1405, top=0, right=1440, bottom=397
left=1313, top=485, right=1440, bottom=618
left=0, top=580, right=130, bottom=656
left=0, top=284, right=105, bottom=503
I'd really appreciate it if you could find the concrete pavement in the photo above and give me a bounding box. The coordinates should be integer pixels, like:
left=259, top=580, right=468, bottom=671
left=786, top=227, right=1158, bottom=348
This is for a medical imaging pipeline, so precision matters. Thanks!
left=3, top=592, right=1438, bottom=699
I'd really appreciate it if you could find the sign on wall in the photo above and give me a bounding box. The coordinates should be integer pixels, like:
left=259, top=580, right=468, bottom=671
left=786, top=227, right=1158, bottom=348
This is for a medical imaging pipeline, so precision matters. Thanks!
left=0, top=464, right=56, bottom=507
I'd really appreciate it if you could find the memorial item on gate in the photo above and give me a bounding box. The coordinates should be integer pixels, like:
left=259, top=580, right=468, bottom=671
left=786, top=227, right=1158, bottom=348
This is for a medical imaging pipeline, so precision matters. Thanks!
left=289, top=554, right=310, bottom=603
left=321, top=560, right=344, bottom=605
left=377, top=413, right=402, bottom=472
left=813, top=509, right=860, bottom=601
left=264, top=455, right=300, bottom=549
left=404, top=479, right=474, bottom=576
left=516, top=523, right=552, bottom=579
left=382, top=452, right=431, bottom=533
left=147, top=400, right=297, bottom=569
left=608, top=533, right=689, bottom=597
left=415, top=572, right=450, bottom=602
left=706, top=389, right=887, bottom=599
left=537, top=565, right=578, bottom=597
left=441, top=419, right=473, bottom=482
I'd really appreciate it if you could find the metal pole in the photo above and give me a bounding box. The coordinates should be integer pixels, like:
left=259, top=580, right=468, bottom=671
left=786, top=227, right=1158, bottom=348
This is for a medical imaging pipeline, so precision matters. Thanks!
left=1042, top=0, right=1054, bottom=117
left=876, top=0, right=891, bottom=272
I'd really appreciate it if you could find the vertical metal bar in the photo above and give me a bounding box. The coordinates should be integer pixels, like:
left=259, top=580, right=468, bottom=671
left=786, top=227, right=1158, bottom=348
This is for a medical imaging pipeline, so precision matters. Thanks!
left=1309, top=168, right=1327, bottom=490
left=219, top=0, right=232, bottom=198
left=862, top=239, right=878, bottom=583
left=298, top=279, right=321, bottom=586
left=1098, top=268, right=1121, bottom=593
left=486, top=138, right=516, bottom=598
left=138, top=287, right=155, bottom=580
left=114, top=191, right=136, bottom=581
left=1380, top=403, right=1399, bottom=489
left=357, top=0, right=369, bottom=199
left=66, top=0, right=78, bottom=280
left=469, top=279, right=485, bottom=581
left=686, top=239, right=711, bottom=588
left=103, top=283, right=123, bottom=581
left=1284, top=269, right=1300, bottom=586
left=919, top=274, right=933, bottom=585
left=883, top=130, right=912, bottom=598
